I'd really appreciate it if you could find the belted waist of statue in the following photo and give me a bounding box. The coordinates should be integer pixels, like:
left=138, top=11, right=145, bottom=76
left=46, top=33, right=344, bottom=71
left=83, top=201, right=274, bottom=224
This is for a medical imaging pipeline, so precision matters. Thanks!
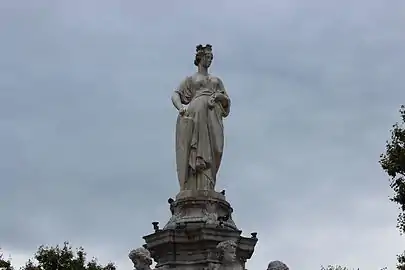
left=194, top=88, right=217, bottom=98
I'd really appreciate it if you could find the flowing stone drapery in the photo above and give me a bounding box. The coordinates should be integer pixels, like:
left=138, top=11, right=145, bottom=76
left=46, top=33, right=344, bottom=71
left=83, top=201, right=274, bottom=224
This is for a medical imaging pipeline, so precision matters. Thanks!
left=175, top=74, right=230, bottom=191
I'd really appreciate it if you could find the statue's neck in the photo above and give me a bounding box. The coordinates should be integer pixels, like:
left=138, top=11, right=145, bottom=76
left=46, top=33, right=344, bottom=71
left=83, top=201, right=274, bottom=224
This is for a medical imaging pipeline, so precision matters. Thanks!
left=221, top=260, right=236, bottom=267
left=197, top=66, right=209, bottom=75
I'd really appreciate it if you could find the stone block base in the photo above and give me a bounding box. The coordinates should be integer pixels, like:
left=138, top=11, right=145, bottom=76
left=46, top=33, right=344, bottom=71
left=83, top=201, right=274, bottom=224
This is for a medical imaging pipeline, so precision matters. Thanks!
left=142, top=190, right=257, bottom=270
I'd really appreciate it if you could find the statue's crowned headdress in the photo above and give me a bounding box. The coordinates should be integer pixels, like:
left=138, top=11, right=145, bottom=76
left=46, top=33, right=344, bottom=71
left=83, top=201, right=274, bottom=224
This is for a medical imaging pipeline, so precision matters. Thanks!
left=196, top=44, right=212, bottom=54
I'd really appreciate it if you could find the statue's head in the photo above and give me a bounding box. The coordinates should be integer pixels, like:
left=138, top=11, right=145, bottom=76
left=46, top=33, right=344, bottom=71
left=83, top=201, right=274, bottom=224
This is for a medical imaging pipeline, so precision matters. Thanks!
left=267, top=260, right=289, bottom=270
left=216, top=239, right=237, bottom=263
left=194, top=44, right=213, bottom=68
left=128, top=247, right=153, bottom=270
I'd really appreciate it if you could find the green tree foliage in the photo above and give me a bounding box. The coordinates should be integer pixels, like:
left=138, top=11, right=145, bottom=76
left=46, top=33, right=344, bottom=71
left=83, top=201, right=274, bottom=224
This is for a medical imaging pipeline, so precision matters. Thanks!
left=321, top=266, right=388, bottom=270
left=3, top=242, right=116, bottom=270
left=320, top=265, right=358, bottom=270
left=397, top=252, right=405, bottom=270
left=380, top=105, right=405, bottom=270
left=380, top=105, right=405, bottom=233
left=0, top=251, right=13, bottom=270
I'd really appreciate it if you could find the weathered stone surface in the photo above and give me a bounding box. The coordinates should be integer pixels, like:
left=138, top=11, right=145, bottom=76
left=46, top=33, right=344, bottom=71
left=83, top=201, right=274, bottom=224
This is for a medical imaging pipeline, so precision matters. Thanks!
left=142, top=191, right=257, bottom=270
left=171, top=44, right=231, bottom=192
left=143, top=226, right=256, bottom=270
left=128, top=247, right=153, bottom=270
left=215, top=240, right=243, bottom=270
left=267, top=261, right=289, bottom=270
left=164, top=190, right=237, bottom=230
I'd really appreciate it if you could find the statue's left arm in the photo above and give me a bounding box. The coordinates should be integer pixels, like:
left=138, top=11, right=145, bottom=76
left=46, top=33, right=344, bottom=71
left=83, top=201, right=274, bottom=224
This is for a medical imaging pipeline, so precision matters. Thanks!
left=216, top=78, right=231, bottom=117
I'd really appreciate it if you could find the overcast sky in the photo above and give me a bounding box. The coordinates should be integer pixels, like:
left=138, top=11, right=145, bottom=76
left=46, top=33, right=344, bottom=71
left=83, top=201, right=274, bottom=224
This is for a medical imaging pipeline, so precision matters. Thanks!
left=1, top=1, right=405, bottom=269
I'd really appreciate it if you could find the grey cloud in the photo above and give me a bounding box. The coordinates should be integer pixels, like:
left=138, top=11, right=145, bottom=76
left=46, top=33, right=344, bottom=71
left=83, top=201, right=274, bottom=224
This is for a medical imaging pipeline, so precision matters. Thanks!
left=1, top=0, right=405, bottom=270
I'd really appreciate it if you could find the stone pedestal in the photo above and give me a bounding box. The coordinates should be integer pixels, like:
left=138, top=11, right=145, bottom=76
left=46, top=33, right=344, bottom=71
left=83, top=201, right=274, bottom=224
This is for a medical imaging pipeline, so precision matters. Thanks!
left=143, top=190, right=257, bottom=270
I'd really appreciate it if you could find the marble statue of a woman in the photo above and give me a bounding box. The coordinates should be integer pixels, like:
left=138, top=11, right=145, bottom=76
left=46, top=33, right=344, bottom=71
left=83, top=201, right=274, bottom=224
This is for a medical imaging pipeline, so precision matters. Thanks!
left=171, top=44, right=231, bottom=191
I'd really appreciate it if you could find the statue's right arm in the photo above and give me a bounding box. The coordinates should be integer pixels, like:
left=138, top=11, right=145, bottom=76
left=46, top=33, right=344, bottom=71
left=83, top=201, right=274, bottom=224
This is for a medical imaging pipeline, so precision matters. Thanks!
left=171, top=77, right=191, bottom=111
left=171, top=92, right=183, bottom=111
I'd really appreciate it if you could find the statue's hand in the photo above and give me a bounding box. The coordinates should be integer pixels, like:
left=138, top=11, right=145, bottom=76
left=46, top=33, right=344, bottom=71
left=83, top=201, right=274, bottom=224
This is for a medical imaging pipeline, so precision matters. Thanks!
left=214, top=93, right=227, bottom=102
left=179, top=105, right=188, bottom=116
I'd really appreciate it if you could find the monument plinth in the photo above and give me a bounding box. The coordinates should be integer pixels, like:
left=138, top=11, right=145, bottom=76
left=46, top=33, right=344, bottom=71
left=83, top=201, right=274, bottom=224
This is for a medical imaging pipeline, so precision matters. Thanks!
left=129, top=44, right=258, bottom=270
left=143, top=190, right=257, bottom=270
left=164, top=190, right=237, bottom=230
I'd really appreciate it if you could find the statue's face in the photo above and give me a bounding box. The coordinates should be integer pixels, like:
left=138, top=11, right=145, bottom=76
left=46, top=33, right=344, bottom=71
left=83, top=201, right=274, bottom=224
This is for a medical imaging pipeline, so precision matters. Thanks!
left=222, top=245, right=236, bottom=263
left=201, top=52, right=213, bottom=68
left=133, top=258, right=146, bottom=270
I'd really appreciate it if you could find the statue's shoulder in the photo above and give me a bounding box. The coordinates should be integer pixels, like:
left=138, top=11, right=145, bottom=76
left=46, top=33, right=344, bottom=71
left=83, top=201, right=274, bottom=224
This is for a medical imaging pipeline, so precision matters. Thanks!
left=177, top=75, right=193, bottom=89
left=181, top=75, right=194, bottom=84
left=209, top=75, right=224, bottom=85
left=190, top=72, right=202, bottom=81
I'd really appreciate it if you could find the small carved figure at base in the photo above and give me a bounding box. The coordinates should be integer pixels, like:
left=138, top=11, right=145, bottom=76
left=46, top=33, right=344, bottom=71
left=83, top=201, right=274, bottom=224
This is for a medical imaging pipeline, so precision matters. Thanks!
left=267, top=260, right=289, bottom=270
left=216, top=240, right=243, bottom=270
left=128, top=247, right=153, bottom=270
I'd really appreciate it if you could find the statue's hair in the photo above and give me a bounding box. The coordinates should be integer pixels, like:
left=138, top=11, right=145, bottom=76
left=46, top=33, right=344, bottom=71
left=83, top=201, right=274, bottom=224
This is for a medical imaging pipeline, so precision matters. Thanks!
left=194, top=44, right=213, bottom=66
left=128, top=247, right=152, bottom=266
left=216, top=239, right=237, bottom=251
left=267, top=260, right=289, bottom=270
